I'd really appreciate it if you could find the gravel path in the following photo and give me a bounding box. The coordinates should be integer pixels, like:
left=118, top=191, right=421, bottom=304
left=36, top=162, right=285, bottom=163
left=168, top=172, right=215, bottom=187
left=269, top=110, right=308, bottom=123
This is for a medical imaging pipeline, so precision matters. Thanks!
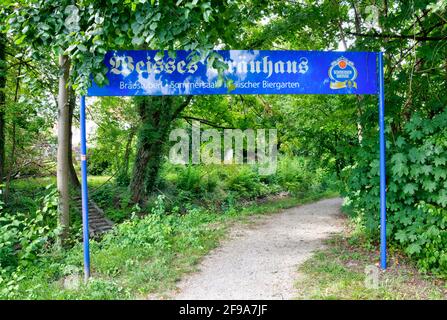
left=172, top=197, right=344, bottom=300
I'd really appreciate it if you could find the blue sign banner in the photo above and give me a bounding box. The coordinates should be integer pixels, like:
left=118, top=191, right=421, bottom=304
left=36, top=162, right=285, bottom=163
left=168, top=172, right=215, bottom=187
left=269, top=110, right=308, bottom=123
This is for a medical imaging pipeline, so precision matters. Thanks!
left=87, top=50, right=378, bottom=96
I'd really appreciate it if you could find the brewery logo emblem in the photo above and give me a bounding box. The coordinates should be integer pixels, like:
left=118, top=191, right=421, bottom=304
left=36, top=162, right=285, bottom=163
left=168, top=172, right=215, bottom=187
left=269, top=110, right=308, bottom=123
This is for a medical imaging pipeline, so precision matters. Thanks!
left=329, top=57, right=358, bottom=89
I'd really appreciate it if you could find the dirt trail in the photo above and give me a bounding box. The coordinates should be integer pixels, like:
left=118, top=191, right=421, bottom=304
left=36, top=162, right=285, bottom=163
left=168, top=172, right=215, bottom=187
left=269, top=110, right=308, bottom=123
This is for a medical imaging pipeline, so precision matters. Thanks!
left=172, top=197, right=344, bottom=300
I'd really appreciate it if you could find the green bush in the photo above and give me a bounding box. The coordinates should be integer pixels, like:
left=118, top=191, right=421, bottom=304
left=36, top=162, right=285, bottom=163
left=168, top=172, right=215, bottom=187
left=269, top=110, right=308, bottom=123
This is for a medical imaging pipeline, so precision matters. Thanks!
left=0, top=195, right=226, bottom=299
left=225, top=166, right=268, bottom=199
left=175, top=165, right=218, bottom=195
left=88, top=148, right=112, bottom=175
left=160, top=157, right=327, bottom=204
left=176, top=165, right=203, bottom=194
left=0, top=185, right=59, bottom=271
left=277, top=156, right=316, bottom=194
left=344, top=110, right=447, bottom=275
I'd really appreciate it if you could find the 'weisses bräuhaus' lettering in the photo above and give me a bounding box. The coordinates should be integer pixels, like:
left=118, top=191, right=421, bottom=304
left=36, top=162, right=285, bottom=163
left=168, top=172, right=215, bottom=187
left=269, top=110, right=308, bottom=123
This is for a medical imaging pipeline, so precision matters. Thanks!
left=109, top=55, right=309, bottom=79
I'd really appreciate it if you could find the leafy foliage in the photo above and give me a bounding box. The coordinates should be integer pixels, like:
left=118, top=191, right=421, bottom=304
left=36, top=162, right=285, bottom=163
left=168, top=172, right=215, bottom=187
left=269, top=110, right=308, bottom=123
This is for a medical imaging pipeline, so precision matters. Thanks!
left=0, top=184, right=335, bottom=299
left=345, top=110, right=447, bottom=274
left=0, top=0, right=447, bottom=299
left=0, top=184, right=59, bottom=271
left=6, top=0, right=270, bottom=93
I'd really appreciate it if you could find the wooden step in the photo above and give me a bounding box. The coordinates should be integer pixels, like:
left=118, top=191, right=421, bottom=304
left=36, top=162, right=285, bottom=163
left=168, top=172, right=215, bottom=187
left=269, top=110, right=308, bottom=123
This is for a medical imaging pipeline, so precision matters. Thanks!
left=73, top=196, right=113, bottom=236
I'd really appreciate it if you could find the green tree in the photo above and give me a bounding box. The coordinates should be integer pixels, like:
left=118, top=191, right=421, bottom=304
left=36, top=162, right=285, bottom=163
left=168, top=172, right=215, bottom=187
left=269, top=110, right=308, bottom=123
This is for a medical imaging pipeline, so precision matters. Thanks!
left=6, top=0, right=269, bottom=240
left=0, top=3, right=8, bottom=186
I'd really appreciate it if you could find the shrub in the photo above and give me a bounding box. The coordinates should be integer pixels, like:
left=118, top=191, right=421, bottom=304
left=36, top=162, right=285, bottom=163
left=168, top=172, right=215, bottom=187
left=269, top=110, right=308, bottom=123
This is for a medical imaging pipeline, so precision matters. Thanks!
left=88, top=148, right=112, bottom=175
left=175, top=165, right=218, bottom=195
left=0, top=185, right=59, bottom=271
left=225, top=166, right=267, bottom=199
left=344, top=110, right=447, bottom=274
left=277, top=156, right=315, bottom=194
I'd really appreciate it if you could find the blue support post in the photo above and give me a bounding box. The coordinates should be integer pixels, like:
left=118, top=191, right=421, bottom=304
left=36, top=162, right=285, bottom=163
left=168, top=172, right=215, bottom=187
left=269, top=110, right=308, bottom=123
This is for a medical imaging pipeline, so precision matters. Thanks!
left=80, top=95, right=91, bottom=281
left=378, top=52, right=387, bottom=269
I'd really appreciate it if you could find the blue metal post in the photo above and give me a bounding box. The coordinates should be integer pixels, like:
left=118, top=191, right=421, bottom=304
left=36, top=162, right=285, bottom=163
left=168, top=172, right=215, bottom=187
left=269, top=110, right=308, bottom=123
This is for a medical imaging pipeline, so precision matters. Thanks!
left=378, top=52, right=387, bottom=269
left=80, top=95, right=91, bottom=281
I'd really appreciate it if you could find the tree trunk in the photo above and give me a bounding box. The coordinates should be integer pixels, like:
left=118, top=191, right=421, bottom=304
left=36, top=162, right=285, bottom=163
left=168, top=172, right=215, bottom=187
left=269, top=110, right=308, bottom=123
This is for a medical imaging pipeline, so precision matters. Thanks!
left=117, top=126, right=136, bottom=186
left=68, top=87, right=81, bottom=190
left=130, top=96, right=191, bottom=204
left=57, top=55, right=71, bottom=246
left=0, top=33, right=6, bottom=187
left=130, top=141, right=152, bottom=204
left=4, top=64, right=21, bottom=200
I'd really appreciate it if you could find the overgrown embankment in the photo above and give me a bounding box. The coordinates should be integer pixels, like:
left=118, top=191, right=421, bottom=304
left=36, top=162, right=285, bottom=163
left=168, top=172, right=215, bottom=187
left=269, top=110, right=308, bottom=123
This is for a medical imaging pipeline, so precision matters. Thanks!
left=1, top=156, right=337, bottom=299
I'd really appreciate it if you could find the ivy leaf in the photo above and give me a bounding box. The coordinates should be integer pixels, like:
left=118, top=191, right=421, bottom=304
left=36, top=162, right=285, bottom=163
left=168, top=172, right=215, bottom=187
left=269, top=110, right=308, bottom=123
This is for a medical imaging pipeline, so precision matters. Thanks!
left=434, top=168, right=447, bottom=181
left=203, top=10, right=211, bottom=22
left=408, top=148, right=426, bottom=164
left=436, top=190, right=447, bottom=207
left=406, top=243, right=421, bottom=255
left=131, top=21, right=142, bottom=34
left=395, top=230, right=407, bottom=243
left=131, top=37, right=144, bottom=46
left=145, top=33, right=155, bottom=43
left=77, top=44, right=87, bottom=52
left=421, top=165, right=433, bottom=176
left=409, top=129, right=423, bottom=140
left=391, top=153, right=406, bottom=163
left=226, top=79, right=236, bottom=92
left=165, top=50, right=175, bottom=59
left=434, top=156, right=446, bottom=167
left=369, top=159, right=380, bottom=176
left=94, top=73, right=105, bottom=85
left=392, top=161, right=408, bottom=177
left=154, top=51, right=165, bottom=61
left=399, top=215, right=413, bottom=226
left=395, top=136, right=406, bottom=148
left=37, top=22, right=50, bottom=31
left=409, top=165, right=422, bottom=178
left=152, top=12, right=161, bottom=21
left=115, top=37, right=125, bottom=46
left=15, top=34, right=26, bottom=45
left=403, top=183, right=418, bottom=195
left=422, top=179, right=437, bottom=192
left=389, top=182, right=398, bottom=192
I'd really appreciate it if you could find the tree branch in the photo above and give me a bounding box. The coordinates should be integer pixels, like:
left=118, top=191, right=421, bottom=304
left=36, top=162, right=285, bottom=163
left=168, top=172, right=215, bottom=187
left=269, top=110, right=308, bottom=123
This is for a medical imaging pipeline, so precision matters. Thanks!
left=181, top=116, right=235, bottom=129
left=171, top=95, right=192, bottom=121
left=346, top=31, right=447, bottom=41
